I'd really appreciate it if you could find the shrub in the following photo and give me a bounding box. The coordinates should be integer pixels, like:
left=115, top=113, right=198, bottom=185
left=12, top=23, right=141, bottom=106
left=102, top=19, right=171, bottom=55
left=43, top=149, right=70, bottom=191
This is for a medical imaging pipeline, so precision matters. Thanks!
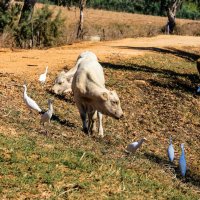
left=0, top=4, right=65, bottom=48
left=177, top=3, right=200, bottom=20
left=0, top=3, right=21, bottom=33
left=14, top=5, right=65, bottom=48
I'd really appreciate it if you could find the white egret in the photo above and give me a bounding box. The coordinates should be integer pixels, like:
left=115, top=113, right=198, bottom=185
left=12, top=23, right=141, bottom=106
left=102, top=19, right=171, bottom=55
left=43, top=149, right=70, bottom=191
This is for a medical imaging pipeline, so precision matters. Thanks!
left=126, top=138, right=147, bottom=153
left=39, top=66, right=48, bottom=84
left=23, top=84, right=42, bottom=112
left=40, top=99, right=53, bottom=126
left=167, top=136, right=175, bottom=162
left=179, top=143, right=187, bottom=177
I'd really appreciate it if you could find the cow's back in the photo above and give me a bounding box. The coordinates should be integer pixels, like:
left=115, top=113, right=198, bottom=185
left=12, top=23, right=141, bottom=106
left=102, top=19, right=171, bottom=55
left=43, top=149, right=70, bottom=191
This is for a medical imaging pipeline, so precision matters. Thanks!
left=72, top=58, right=105, bottom=96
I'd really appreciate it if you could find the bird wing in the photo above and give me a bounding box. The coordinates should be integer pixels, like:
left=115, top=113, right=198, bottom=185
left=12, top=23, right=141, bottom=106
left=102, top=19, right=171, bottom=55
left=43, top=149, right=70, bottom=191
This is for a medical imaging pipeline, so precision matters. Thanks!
left=179, top=155, right=186, bottom=167
left=126, top=142, right=138, bottom=152
left=26, top=95, right=41, bottom=112
left=131, top=142, right=139, bottom=147
left=39, top=73, right=46, bottom=82
left=179, top=155, right=187, bottom=176
left=167, top=144, right=174, bottom=161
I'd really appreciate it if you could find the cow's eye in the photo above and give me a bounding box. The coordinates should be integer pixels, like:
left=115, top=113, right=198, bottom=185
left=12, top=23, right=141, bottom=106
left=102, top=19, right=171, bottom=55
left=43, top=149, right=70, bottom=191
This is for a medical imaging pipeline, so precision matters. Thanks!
left=58, top=82, right=62, bottom=85
left=112, top=101, right=118, bottom=105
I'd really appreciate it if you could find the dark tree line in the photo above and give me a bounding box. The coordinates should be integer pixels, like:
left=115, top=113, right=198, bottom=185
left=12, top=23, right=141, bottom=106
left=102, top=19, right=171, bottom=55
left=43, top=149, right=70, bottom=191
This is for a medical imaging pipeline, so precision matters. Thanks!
left=3, top=0, right=199, bottom=35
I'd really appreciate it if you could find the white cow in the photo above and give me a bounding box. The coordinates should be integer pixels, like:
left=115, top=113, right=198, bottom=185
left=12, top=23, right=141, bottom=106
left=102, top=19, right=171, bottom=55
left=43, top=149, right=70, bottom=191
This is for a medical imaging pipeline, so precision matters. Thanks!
left=72, top=56, right=124, bottom=137
left=52, top=51, right=98, bottom=95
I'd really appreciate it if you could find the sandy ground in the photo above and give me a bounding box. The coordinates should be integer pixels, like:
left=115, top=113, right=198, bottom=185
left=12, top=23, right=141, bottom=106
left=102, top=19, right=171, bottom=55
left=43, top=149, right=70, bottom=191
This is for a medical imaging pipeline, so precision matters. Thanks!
left=0, top=35, right=200, bottom=79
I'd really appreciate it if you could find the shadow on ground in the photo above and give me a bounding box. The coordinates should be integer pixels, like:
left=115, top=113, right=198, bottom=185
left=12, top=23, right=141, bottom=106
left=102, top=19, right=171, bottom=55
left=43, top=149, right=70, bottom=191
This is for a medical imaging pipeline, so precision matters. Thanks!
left=101, top=62, right=200, bottom=95
left=144, top=152, right=200, bottom=189
left=51, top=114, right=76, bottom=128
left=114, top=46, right=200, bottom=62
left=47, top=89, right=75, bottom=104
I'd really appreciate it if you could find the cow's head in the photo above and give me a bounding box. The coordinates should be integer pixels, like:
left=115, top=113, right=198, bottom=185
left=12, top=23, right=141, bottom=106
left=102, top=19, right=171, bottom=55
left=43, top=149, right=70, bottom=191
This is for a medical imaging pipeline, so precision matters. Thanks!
left=52, top=71, right=73, bottom=95
left=99, top=90, right=124, bottom=119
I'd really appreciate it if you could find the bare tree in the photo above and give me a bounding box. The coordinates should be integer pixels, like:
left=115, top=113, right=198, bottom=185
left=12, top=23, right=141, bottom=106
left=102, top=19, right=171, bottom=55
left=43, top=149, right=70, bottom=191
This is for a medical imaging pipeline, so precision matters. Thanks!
left=165, top=0, right=182, bottom=34
left=19, top=0, right=37, bottom=24
left=77, top=0, right=86, bottom=39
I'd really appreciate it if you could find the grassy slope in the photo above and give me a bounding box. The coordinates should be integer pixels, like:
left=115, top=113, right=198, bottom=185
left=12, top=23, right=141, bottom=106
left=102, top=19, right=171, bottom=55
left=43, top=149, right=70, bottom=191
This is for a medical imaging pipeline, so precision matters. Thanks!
left=0, top=47, right=200, bottom=199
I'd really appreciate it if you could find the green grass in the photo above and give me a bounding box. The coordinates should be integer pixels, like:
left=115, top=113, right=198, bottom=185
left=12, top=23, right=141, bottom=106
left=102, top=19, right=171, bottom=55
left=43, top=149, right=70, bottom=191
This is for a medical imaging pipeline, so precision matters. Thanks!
left=0, top=47, right=200, bottom=199
left=0, top=133, right=199, bottom=199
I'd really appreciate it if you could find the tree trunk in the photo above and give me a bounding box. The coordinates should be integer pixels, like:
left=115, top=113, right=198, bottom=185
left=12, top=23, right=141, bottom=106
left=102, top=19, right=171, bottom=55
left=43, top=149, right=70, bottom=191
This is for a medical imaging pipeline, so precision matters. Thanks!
left=19, top=0, right=37, bottom=25
left=166, top=8, right=176, bottom=34
left=77, top=0, right=86, bottom=39
left=166, top=0, right=182, bottom=34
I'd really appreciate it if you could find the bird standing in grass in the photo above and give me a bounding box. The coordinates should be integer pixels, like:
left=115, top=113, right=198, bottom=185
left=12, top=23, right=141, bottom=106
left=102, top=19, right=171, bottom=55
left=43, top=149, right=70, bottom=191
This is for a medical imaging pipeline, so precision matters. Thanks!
left=23, top=84, right=42, bottom=113
left=179, top=143, right=187, bottom=177
left=39, top=66, right=48, bottom=84
left=40, top=99, right=53, bottom=127
left=126, top=138, right=147, bottom=153
left=167, top=136, right=175, bottom=162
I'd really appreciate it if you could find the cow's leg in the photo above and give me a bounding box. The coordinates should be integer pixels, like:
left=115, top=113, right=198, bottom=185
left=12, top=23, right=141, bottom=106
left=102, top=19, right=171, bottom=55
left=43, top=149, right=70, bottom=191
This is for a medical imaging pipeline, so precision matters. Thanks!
left=88, top=112, right=92, bottom=135
left=77, top=104, right=87, bottom=133
left=91, top=111, right=97, bottom=133
left=88, top=111, right=97, bottom=134
left=97, top=112, right=104, bottom=137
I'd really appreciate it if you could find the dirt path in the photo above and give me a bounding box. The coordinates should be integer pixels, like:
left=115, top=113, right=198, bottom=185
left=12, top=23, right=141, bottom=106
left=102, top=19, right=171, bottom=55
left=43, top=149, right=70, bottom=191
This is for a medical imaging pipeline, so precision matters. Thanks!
left=0, top=35, right=200, bottom=79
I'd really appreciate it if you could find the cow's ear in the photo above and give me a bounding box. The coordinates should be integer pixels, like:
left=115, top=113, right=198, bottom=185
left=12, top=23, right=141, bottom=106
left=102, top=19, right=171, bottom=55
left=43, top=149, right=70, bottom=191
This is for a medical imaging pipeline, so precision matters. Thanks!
left=111, top=90, right=116, bottom=94
left=101, top=92, right=108, bottom=101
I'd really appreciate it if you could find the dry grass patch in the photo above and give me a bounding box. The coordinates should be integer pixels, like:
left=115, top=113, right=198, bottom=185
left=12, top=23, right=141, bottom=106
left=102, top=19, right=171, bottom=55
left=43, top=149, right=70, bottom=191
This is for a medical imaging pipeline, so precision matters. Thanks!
left=0, top=47, right=200, bottom=199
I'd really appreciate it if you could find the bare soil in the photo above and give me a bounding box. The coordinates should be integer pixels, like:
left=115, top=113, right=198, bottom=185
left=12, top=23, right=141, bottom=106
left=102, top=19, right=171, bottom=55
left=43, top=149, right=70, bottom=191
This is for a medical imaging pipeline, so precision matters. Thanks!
left=1, top=35, right=200, bottom=77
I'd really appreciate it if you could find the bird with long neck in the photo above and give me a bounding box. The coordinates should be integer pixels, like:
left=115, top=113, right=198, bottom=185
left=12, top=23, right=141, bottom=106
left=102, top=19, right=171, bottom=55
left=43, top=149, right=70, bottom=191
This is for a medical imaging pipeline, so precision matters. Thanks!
left=39, top=66, right=48, bottom=84
left=126, top=138, right=147, bottom=153
left=179, top=143, right=187, bottom=177
left=23, top=84, right=42, bottom=112
left=40, top=99, right=53, bottom=127
left=167, top=136, right=175, bottom=162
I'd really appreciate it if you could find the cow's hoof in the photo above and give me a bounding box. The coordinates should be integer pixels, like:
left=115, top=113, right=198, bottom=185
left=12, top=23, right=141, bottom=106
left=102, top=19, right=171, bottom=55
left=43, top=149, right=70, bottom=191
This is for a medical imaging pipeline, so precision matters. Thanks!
left=92, top=127, right=97, bottom=133
left=83, top=127, right=88, bottom=134
left=98, top=129, right=104, bottom=138
left=98, top=133, right=104, bottom=138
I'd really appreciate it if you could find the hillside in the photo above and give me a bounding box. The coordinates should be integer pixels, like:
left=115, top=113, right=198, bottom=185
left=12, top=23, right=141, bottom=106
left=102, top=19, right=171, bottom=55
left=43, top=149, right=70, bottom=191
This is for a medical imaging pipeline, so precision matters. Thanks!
left=53, top=5, right=200, bottom=42
left=0, top=35, right=200, bottom=199
left=36, top=4, right=200, bottom=43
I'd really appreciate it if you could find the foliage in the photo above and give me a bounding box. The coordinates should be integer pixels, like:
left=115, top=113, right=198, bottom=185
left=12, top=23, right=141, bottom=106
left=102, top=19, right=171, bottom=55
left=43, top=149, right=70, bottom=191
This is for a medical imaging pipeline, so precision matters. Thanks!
left=0, top=3, right=21, bottom=32
left=177, top=1, right=200, bottom=19
left=0, top=4, right=65, bottom=48
left=43, top=0, right=200, bottom=20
